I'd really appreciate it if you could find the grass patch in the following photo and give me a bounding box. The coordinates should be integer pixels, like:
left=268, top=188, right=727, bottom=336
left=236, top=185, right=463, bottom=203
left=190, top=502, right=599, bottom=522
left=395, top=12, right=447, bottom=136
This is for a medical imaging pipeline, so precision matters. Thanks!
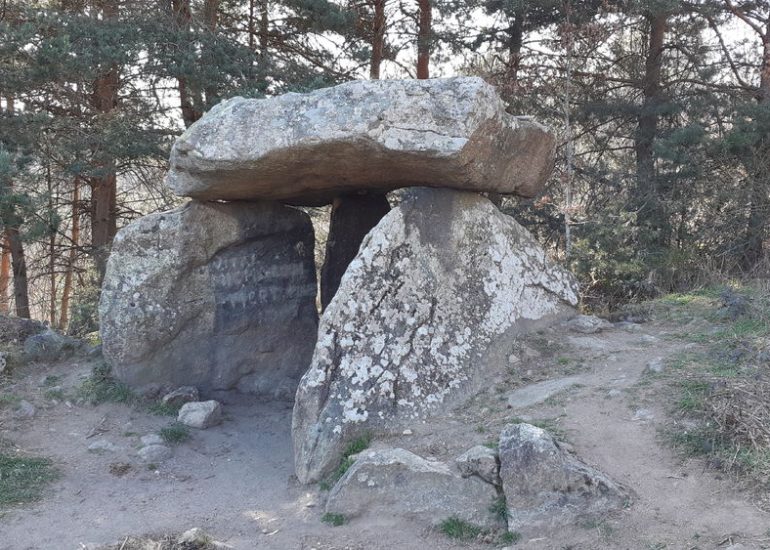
left=320, top=433, right=372, bottom=490
left=489, top=495, right=507, bottom=522
left=43, top=388, right=66, bottom=401
left=321, top=512, right=345, bottom=526
left=147, top=402, right=181, bottom=417
left=500, top=531, right=522, bottom=544
left=78, top=363, right=135, bottom=405
left=0, top=393, right=21, bottom=408
left=0, top=452, right=59, bottom=507
left=439, top=517, right=483, bottom=540
left=159, top=423, right=190, bottom=445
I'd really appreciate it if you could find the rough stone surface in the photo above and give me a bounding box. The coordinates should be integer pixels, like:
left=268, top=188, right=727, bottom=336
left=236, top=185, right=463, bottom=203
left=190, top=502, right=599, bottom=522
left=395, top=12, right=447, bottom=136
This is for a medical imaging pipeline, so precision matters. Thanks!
left=293, top=188, right=579, bottom=483
left=88, top=439, right=119, bottom=453
left=498, top=423, right=629, bottom=533
left=99, top=200, right=318, bottom=397
left=0, top=314, right=45, bottom=344
left=561, top=314, right=612, bottom=334
left=23, top=329, right=80, bottom=363
left=13, top=399, right=36, bottom=419
left=166, top=77, right=556, bottom=205
left=161, top=386, right=200, bottom=408
left=506, top=376, right=583, bottom=410
left=454, top=445, right=500, bottom=486
left=140, top=434, right=165, bottom=447
left=325, top=447, right=499, bottom=527
left=178, top=400, right=223, bottom=429
left=138, top=444, right=173, bottom=462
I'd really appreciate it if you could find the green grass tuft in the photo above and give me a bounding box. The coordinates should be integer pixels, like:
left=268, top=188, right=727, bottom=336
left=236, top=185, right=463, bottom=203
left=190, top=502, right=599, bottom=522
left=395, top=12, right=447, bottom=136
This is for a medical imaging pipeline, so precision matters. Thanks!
left=500, top=531, right=522, bottom=544
left=147, top=402, right=181, bottom=416
left=439, top=517, right=483, bottom=540
left=489, top=495, right=507, bottom=521
left=159, top=423, right=190, bottom=445
left=0, top=453, right=59, bottom=507
left=321, top=512, right=345, bottom=526
left=78, top=363, right=135, bottom=405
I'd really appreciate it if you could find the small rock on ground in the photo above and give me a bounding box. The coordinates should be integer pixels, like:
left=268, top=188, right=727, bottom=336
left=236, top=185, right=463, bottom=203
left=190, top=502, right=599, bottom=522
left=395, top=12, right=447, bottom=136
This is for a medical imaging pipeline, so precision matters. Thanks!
left=140, top=434, right=164, bottom=447
left=138, top=444, right=173, bottom=462
left=178, top=400, right=223, bottom=429
left=88, top=439, right=119, bottom=453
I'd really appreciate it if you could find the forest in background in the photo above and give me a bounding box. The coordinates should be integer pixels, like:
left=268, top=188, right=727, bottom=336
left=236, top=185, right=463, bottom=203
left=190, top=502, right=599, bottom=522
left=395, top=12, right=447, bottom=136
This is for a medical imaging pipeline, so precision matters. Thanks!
left=0, top=0, right=768, bottom=331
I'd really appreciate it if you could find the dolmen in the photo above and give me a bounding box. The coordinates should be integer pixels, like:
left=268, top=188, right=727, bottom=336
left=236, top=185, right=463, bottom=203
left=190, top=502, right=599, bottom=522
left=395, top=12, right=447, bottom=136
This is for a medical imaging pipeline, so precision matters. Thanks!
left=99, top=76, right=580, bottom=481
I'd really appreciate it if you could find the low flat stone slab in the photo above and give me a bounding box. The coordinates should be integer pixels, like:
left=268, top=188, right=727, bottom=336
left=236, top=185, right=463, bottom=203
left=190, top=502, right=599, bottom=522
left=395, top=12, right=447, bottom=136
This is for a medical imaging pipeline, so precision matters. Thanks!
left=166, top=77, right=556, bottom=205
left=506, top=376, right=583, bottom=409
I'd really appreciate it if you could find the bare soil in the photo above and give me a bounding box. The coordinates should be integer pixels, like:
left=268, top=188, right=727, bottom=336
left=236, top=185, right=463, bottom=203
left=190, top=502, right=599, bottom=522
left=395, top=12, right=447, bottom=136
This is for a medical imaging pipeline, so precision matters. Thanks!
left=1, top=318, right=769, bottom=549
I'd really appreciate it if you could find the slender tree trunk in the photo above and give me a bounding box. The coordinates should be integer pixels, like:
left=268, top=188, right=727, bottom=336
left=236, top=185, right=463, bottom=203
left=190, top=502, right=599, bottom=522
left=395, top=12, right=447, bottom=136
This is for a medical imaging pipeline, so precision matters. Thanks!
left=260, top=1, right=269, bottom=53
left=633, top=11, right=668, bottom=251
left=416, top=0, right=431, bottom=78
left=0, top=234, right=9, bottom=314
left=89, top=1, right=119, bottom=280
left=6, top=227, right=29, bottom=319
left=47, top=161, right=56, bottom=325
left=59, top=178, right=80, bottom=330
left=370, top=0, right=385, bottom=79
left=742, top=21, right=770, bottom=269
left=505, top=17, right=523, bottom=93
left=2, top=95, right=30, bottom=318
left=203, top=0, right=220, bottom=107
left=171, top=0, right=202, bottom=127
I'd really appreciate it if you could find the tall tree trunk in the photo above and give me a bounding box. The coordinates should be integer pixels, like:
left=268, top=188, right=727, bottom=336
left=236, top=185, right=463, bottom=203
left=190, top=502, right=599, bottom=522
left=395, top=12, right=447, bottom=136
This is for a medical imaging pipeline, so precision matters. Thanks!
left=741, top=19, right=770, bottom=269
left=172, top=0, right=202, bottom=128
left=59, top=178, right=80, bottom=330
left=203, top=0, right=221, bottom=107
left=260, top=1, right=269, bottom=54
left=370, top=0, right=385, bottom=79
left=47, top=160, right=56, bottom=326
left=0, top=234, right=9, bottom=314
left=505, top=17, right=523, bottom=93
left=6, top=227, right=29, bottom=319
left=416, top=0, right=431, bottom=78
left=90, top=1, right=119, bottom=280
left=633, top=11, right=668, bottom=252
left=2, top=95, right=30, bottom=318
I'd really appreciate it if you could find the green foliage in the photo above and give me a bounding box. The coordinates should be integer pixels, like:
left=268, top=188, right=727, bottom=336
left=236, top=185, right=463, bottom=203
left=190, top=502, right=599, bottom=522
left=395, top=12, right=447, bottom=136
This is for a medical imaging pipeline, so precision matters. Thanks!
left=500, top=531, right=522, bottom=544
left=159, top=423, right=190, bottom=445
left=439, top=517, right=482, bottom=540
left=320, top=432, right=372, bottom=490
left=321, top=512, right=345, bottom=526
left=78, top=363, right=135, bottom=405
left=0, top=453, right=59, bottom=507
left=489, top=495, right=508, bottom=522
left=147, top=402, right=181, bottom=417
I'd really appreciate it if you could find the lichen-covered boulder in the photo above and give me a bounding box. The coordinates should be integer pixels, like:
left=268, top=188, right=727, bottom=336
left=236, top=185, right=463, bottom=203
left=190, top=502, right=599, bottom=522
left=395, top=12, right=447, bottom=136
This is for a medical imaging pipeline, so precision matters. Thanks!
left=166, top=77, right=556, bottom=205
left=325, top=447, right=499, bottom=527
left=499, top=423, right=630, bottom=533
left=99, top=200, right=318, bottom=397
left=292, top=188, right=579, bottom=483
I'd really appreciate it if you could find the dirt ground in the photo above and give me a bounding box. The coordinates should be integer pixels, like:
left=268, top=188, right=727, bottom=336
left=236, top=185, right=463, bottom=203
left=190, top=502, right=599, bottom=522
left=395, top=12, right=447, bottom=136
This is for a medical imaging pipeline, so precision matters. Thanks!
left=1, top=317, right=769, bottom=550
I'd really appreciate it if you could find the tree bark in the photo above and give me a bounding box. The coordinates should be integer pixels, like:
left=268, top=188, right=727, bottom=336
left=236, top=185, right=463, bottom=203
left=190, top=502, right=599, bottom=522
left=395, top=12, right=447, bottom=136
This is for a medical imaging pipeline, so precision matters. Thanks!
left=0, top=234, right=9, bottom=314
left=416, top=0, right=431, bottom=78
left=741, top=17, right=770, bottom=269
left=320, top=194, right=391, bottom=310
left=59, top=178, right=80, bottom=330
left=171, top=0, right=202, bottom=127
left=89, top=0, right=119, bottom=280
left=6, top=227, right=29, bottom=319
left=370, top=0, right=385, bottom=79
left=633, top=11, right=668, bottom=251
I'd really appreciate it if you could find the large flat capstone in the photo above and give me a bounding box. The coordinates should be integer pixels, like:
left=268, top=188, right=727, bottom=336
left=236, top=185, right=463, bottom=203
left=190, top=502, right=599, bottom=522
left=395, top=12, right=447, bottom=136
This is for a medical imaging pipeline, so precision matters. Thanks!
left=292, top=188, right=579, bottom=483
left=99, top=200, right=318, bottom=397
left=166, top=77, right=556, bottom=205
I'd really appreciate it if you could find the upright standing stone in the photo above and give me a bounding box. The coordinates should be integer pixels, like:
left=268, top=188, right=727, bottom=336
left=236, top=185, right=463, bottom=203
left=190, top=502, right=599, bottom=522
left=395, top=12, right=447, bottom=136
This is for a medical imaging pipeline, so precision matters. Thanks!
left=99, top=200, right=318, bottom=398
left=292, top=188, right=579, bottom=483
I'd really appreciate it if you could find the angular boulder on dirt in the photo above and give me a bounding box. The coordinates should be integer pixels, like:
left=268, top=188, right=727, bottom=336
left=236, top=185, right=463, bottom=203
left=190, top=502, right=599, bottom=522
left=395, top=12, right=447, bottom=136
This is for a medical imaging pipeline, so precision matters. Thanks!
left=99, top=200, right=318, bottom=397
left=292, top=188, right=579, bottom=483
left=325, top=447, right=499, bottom=527
left=166, top=77, right=556, bottom=205
left=498, top=423, right=630, bottom=533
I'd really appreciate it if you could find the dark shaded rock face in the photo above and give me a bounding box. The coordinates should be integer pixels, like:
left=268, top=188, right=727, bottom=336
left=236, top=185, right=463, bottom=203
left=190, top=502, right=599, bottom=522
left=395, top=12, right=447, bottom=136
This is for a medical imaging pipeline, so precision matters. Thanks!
left=292, top=188, right=579, bottom=483
left=320, top=193, right=391, bottom=310
left=99, top=200, right=318, bottom=398
left=165, top=77, right=556, bottom=205
left=498, top=423, right=630, bottom=533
